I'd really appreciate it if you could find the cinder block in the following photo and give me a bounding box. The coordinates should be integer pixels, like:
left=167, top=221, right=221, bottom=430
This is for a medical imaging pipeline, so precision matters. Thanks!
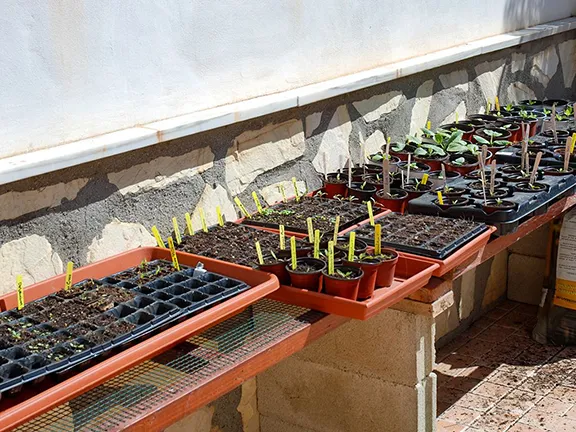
left=507, top=253, right=546, bottom=305
left=261, top=415, right=319, bottom=432
left=507, top=223, right=550, bottom=258
left=258, top=356, right=435, bottom=432
left=435, top=301, right=461, bottom=341
left=459, top=268, right=477, bottom=321
left=294, top=308, right=434, bottom=386
left=482, top=250, right=508, bottom=308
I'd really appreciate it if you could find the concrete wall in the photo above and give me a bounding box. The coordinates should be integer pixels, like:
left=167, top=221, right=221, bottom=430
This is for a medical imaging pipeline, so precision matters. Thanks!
left=1, top=1, right=575, bottom=158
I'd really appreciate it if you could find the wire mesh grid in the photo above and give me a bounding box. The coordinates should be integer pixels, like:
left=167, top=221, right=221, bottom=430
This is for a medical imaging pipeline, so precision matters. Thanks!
left=13, top=299, right=322, bottom=432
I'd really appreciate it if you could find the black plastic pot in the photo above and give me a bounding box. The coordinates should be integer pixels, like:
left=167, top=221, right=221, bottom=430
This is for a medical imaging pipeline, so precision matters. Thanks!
left=433, top=197, right=470, bottom=210
left=515, top=182, right=548, bottom=193
left=482, top=200, right=516, bottom=214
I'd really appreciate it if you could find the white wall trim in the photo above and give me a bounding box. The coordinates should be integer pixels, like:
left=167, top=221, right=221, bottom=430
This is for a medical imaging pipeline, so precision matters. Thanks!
left=1, top=17, right=575, bottom=186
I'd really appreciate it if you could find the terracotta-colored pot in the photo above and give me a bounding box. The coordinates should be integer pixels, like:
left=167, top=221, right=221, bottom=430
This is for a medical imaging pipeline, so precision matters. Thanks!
left=344, top=257, right=382, bottom=299
left=444, top=155, right=480, bottom=175
left=402, top=183, right=433, bottom=200
left=323, top=173, right=348, bottom=198
left=322, top=266, right=363, bottom=300
left=374, top=188, right=409, bottom=213
left=286, top=258, right=326, bottom=292
left=335, top=237, right=368, bottom=256
left=375, top=249, right=399, bottom=288
left=258, top=257, right=290, bottom=285
left=414, top=155, right=448, bottom=171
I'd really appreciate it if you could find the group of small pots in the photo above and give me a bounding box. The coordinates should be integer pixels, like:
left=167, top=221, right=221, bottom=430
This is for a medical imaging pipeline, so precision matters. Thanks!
left=258, top=239, right=399, bottom=301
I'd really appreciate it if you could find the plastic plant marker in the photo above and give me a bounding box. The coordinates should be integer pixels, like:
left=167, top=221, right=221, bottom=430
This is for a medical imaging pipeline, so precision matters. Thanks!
left=490, top=160, right=496, bottom=196
left=386, top=136, right=391, bottom=155
left=347, top=159, right=352, bottom=189
left=477, top=153, right=487, bottom=205
left=367, top=202, right=375, bottom=226
left=65, top=261, right=74, bottom=291
left=406, top=154, right=411, bottom=184
left=279, top=225, right=286, bottom=250
left=185, top=213, right=195, bottom=236
left=307, top=217, right=314, bottom=242
left=530, top=152, right=543, bottom=185
left=328, top=241, right=335, bottom=275
left=278, top=184, right=287, bottom=203
left=495, top=96, right=500, bottom=111
left=199, top=208, right=208, bottom=233
left=571, top=133, right=576, bottom=153
left=252, top=192, right=263, bottom=214
left=552, top=105, right=558, bottom=145
left=455, top=112, right=459, bottom=123
left=486, top=99, right=491, bottom=114
left=216, top=206, right=224, bottom=227
left=167, top=237, right=181, bottom=271
left=151, top=226, right=165, bottom=248
left=564, top=138, right=572, bottom=172
left=441, top=165, right=447, bottom=188
left=290, top=237, right=297, bottom=270
left=426, top=120, right=431, bottom=130
left=383, top=157, right=390, bottom=195
left=292, top=177, right=300, bottom=202
left=16, top=275, right=24, bottom=311
left=314, top=230, right=320, bottom=259
left=323, top=153, right=328, bottom=180
left=234, top=197, right=251, bottom=218
left=255, top=241, right=264, bottom=265
left=333, top=216, right=340, bottom=243
left=348, top=232, right=356, bottom=262
left=401, top=170, right=405, bottom=189
left=481, top=144, right=488, bottom=165
left=421, top=174, right=429, bottom=185
left=172, top=217, right=182, bottom=245
left=437, top=191, right=444, bottom=205
left=374, top=224, right=382, bottom=255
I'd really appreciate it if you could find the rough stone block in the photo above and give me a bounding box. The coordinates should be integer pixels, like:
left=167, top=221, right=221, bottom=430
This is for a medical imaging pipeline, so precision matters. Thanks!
left=294, top=308, right=434, bottom=386
left=508, top=253, right=545, bottom=305
left=482, top=250, right=508, bottom=308
left=507, top=223, right=550, bottom=258
left=258, top=356, right=435, bottom=432
left=435, top=300, right=461, bottom=342
left=459, top=268, right=477, bottom=321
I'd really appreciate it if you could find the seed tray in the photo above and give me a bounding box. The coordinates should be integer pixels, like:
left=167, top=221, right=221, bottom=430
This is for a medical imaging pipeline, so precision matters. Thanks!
left=0, top=259, right=249, bottom=400
left=495, top=133, right=576, bottom=168
left=241, top=196, right=379, bottom=236
left=407, top=169, right=576, bottom=236
left=175, top=222, right=309, bottom=266
left=345, top=213, right=489, bottom=260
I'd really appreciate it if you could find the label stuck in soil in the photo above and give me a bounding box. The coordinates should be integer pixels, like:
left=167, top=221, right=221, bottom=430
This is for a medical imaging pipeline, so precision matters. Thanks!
left=172, top=217, right=182, bottom=244
left=185, top=212, right=194, bottom=236
left=307, top=217, right=314, bottom=242
left=328, top=241, right=335, bottom=275
left=151, top=226, right=165, bottom=248
left=292, top=177, right=300, bottom=202
left=234, top=197, right=251, bottom=218
left=280, top=225, right=286, bottom=250
left=65, top=261, right=74, bottom=291
left=426, top=120, right=431, bottom=130
left=255, top=241, right=264, bottom=265
left=314, top=229, right=320, bottom=259
left=333, top=216, right=340, bottom=243
left=495, top=96, right=500, bottom=111
left=290, top=236, right=297, bottom=270
left=437, top=191, right=444, bottom=205
left=216, top=206, right=224, bottom=226
left=278, top=184, right=287, bottom=203
left=16, top=275, right=24, bottom=310
left=421, top=174, right=429, bottom=185
left=199, top=208, right=208, bottom=232
left=167, top=237, right=181, bottom=271
left=374, top=224, right=382, bottom=255
left=367, top=202, right=375, bottom=226
left=348, top=232, right=356, bottom=261
left=252, top=192, right=264, bottom=214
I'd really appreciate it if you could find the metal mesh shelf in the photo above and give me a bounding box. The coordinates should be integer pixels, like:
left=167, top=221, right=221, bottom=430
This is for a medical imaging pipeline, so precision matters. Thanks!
left=14, top=299, right=322, bottom=432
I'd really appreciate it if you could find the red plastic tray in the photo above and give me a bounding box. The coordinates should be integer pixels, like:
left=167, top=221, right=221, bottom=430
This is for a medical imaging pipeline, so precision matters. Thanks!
left=268, top=255, right=438, bottom=320
left=0, top=247, right=279, bottom=431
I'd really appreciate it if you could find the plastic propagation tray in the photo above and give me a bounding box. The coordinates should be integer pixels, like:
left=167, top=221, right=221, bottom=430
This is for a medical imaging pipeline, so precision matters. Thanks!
left=268, top=255, right=438, bottom=320
left=0, top=247, right=279, bottom=410
left=407, top=169, right=576, bottom=236
left=343, top=213, right=495, bottom=277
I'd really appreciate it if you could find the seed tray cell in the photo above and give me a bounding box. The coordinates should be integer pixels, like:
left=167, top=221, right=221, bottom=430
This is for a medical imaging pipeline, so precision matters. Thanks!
left=407, top=168, right=576, bottom=236
left=0, top=259, right=250, bottom=399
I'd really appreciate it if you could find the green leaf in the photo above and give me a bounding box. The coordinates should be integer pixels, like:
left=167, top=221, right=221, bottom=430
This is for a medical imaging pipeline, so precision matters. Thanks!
left=392, top=142, right=406, bottom=152
left=422, top=143, right=446, bottom=156
left=493, top=140, right=511, bottom=146
left=483, top=129, right=502, bottom=137
left=446, top=142, right=469, bottom=153
left=473, top=135, right=490, bottom=145
left=405, top=135, right=422, bottom=146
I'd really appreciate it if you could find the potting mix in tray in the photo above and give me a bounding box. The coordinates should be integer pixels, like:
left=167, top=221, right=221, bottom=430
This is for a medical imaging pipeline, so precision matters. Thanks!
left=0, top=259, right=250, bottom=399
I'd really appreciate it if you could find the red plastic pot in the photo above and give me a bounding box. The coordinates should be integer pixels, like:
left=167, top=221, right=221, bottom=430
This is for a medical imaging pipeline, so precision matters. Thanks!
left=322, top=266, right=363, bottom=300
left=444, top=155, right=479, bottom=175
left=286, top=258, right=326, bottom=292
left=344, top=257, right=382, bottom=299
left=375, top=249, right=399, bottom=287
left=439, top=123, right=475, bottom=141
left=335, top=237, right=368, bottom=256
left=402, top=183, right=433, bottom=200
left=375, top=189, right=408, bottom=213
left=258, top=258, right=290, bottom=285
left=414, top=155, right=448, bottom=171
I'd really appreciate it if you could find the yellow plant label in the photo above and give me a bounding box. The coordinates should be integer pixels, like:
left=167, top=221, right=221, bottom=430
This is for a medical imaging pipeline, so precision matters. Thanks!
left=151, top=226, right=165, bottom=248
left=421, top=173, right=429, bottom=185
left=374, top=224, right=382, bottom=255
left=234, top=197, right=250, bottom=218
left=455, top=112, right=459, bottom=124
left=16, top=275, right=24, bottom=310
left=167, top=237, right=181, bottom=271
left=333, top=215, right=340, bottom=243
left=216, top=206, right=224, bottom=226
left=367, top=201, right=375, bottom=226
left=290, top=236, right=297, bottom=270
left=279, top=225, right=286, bottom=250
left=314, top=229, right=320, bottom=259
left=495, top=96, right=500, bottom=111
left=292, top=177, right=300, bottom=202
left=328, top=241, right=335, bottom=275
left=255, top=241, right=264, bottom=265
left=348, top=232, right=356, bottom=261
left=64, top=261, right=73, bottom=291
left=572, top=133, right=576, bottom=153
left=437, top=191, right=444, bottom=205
left=185, top=212, right=194, bottom=236
left=307, top=217, right=314, bottom=242
left=172, top=217, right=182, bottom=244
left=199, top=207, right=208, bottom=232
left=279, top=184, right=287, bottom=203
left=426, top=120, right=431, bottom=130
left=252, top=192, right=263, bottom=214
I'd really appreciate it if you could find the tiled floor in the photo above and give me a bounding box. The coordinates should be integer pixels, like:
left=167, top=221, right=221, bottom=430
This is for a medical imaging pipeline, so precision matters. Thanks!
left=435, top=300, right=576, bottom=432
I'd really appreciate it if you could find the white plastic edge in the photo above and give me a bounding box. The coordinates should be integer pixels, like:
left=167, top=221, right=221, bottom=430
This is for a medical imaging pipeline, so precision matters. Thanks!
left=1, top=17, right=575, bottom=186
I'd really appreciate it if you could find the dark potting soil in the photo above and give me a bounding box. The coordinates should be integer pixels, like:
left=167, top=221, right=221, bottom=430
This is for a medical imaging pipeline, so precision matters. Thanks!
left=56, top=279, right=100, bottom=299
left=245, top=196, right=371, bottom=234
left=106, top=321, right=136, bottom=337
left=176, top=222, right=306, bottom=267
left=292, top=263, right=320, bottom=273
left=80, top=285, right=136, bottom=312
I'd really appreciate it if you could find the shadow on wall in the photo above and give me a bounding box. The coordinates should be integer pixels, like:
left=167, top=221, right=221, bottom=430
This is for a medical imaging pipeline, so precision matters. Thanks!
left=503, top=0, right=572, bottom=33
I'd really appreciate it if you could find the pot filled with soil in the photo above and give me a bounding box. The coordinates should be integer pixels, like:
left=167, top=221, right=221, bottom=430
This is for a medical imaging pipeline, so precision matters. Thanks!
left=543, top=99, right=568, bottom=109
left=444, top=154, right=479, bottom=175
left=397, top=161, right=431, bottom=180
left=402, top=181, right=433, bottom=200
left=471, top=188, right=510, bottom=200
left=323, top=172, right=349, bottom=198
left=366, top=155, right=400, bottom=171
left=434, top=196, right=470, bottom=210
left=428, top=170, right=461, bottom=184
left=437, top=185, right=468, bottom=198
left=544, top=166, right=575, bottom=176
left=322, top=266, right=364, bottom=300
left=362, top=174, right=384, bottom=191
left=541, top=129, right=570, bottom=140
left=518, top=99, right=543, bottom=109
left=468, top=114, right=500, bottom=124
left=482, top=199, right=516, bottom=214
left=468, top=179, right=504, bottom=191
left=350, top=166, right=366, bottom=182
left=463, top=119, right=490, bottom=129
left=439, top=123, right=475, bottom=141
left=414, top=153, right=448, bottom=171
left=388, top=143, right=417, bottom=161
left=257, top=253, right=290, bottom=285
left=344, top=253, right=383, bottom=299
left=286, top=258, right=326, bottom=291
left=515, top=182, right=548, bottom=193
left=373, top=249, right=399, bottom=288
left=493, top=121, right=522, bottom=142
left=334, top=237, right=368, bottom=255
left=375, top=188, right=409, bottom=213
left=308, top=248, right=346, bottom=265
left=346, top=182, right=377, bottom=202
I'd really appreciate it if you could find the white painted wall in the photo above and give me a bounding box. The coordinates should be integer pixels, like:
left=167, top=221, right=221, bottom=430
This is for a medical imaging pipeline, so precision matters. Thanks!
left=1, top=0, right=574, bottom=159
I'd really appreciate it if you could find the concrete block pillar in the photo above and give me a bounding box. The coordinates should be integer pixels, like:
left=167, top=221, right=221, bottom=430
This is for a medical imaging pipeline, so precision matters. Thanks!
left=257, top=307, right=437, bottom=432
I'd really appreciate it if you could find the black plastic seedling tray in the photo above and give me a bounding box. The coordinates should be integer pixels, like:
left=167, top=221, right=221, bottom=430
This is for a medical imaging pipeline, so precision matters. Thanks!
left=407, top=169, right=576, bottom=236
left=345, top=213, right=489, bottom=259
left=495, top=131, right=576, bottom=168
left=0, top=260, right=249, bottom=399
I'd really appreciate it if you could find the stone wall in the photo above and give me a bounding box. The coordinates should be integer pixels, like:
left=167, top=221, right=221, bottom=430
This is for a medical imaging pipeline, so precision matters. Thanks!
left=0, top=31, right=574, bottom=431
